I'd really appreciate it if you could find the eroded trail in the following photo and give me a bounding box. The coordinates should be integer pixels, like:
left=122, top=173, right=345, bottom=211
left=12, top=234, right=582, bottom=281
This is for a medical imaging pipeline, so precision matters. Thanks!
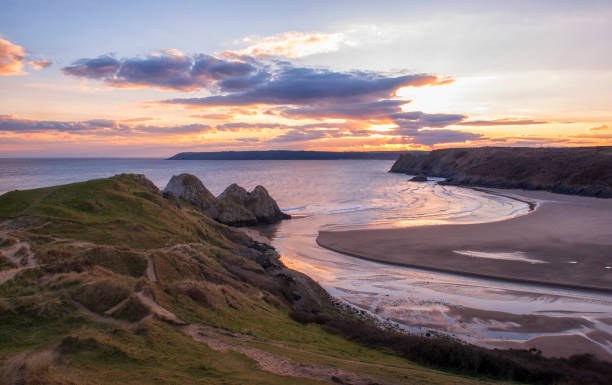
left=0, top=232, right=37, bottom=284
left=182, top=324, right=396, bottom=385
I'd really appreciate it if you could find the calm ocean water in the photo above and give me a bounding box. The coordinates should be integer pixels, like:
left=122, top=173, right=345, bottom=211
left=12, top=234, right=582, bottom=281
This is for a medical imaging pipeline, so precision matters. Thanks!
left=0, top=158, right=526, bottom=225
left=1, top=158, right=610, bottom=353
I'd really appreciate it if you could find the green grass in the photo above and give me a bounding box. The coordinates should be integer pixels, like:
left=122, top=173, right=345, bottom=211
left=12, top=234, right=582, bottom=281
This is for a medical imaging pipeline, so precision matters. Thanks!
left=0, top=175, right=509, bottom=385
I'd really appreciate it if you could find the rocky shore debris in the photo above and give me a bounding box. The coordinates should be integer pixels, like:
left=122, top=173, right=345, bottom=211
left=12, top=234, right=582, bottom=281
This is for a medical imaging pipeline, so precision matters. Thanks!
left=163, top=173, right=290, bottom=226
left=409, top=175, right=428, bottom=182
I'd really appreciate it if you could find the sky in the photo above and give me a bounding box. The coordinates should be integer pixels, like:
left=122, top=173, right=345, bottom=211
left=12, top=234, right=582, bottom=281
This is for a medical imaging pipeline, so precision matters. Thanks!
left=0, top=0, right=611, bottom=157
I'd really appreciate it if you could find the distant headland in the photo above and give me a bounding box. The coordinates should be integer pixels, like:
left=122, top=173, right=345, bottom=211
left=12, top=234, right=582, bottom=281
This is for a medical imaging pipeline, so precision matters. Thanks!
left=168, top=150, right=423, bottom=160
left=390, top=146, right=612, bottom=198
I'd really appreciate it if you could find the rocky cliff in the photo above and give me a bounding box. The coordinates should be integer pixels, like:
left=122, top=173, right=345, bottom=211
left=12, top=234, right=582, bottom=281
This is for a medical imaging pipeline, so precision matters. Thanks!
left=390, top=146, right=612, bottom=197
left=164, top=173, right=290, bottom=226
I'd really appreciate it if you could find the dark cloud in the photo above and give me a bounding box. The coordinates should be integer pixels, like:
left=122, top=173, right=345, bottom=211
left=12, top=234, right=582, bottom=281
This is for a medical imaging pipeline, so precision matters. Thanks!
left=62, top=51, right=259, bottom=91
left=457, top=119, right=548, bottom=126
left=268, top=129, right=343, bottom=143
left=217, top=70, right=270, bottom=91
left=216, top=122, right=287, bottom=131
left=163, top=67, right=447, bottom=106
left=0, top=115, right=211, bottom=136
left=62, top=55, right=121, bottom=79
left=391, top=111, right=466, bottom=129
left=382, top=111, right=482, bottom=145
left=0, top=115, right=112, bottom=133
left=279, top=99, right=409, bottom=120
left=216, top=121, right=345, bottom=132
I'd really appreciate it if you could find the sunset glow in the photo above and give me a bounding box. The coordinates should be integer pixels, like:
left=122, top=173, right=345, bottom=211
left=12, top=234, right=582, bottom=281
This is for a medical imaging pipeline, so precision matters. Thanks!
left=1, top=1, right=611, bottom=157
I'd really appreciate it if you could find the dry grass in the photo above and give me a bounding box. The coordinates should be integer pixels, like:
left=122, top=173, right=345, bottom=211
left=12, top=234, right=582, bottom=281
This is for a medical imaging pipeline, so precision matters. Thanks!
left=15, top=294, right=70, bottom=319
left=0, top=298, right=14, bottom=317
left=71, top=278, right=131, bottom=314
left=0, top=252, right=17, bottom=270
left=0, top=238, right=17, bottom=248
left=0, top=350, right=57, bottom=385
left=110, top=295, right=151, bottom=322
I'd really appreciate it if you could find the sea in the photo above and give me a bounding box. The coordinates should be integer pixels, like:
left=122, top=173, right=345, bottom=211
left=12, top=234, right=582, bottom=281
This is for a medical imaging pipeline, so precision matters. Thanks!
left=1, top=158, right=611, bottom=355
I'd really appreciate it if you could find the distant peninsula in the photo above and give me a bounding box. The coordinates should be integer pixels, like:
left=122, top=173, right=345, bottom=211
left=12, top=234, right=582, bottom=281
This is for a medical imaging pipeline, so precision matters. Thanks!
left=390, top=146, right=612, bottom=198
left=168, top=150, right=420, bottom=160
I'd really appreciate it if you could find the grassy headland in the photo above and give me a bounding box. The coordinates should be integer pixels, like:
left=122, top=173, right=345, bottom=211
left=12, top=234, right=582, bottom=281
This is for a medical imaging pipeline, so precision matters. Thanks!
left=0, top=174, right=609, bottom=384
left=390, top=146, right=612, bottom=197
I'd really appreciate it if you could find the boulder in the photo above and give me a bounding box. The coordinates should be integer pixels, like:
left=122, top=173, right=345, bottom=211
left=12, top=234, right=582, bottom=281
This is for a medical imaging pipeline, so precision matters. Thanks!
left=247, top=185, right=290, bottom=223
left=217, top=184, right=289, bottom=225
left=409, top=175, right=428, bottom=182
left=164, top=174, right=290, bottom=226
left=217, top=184, right=258, bottom=226
left=163, top=174, right=219, bottom=218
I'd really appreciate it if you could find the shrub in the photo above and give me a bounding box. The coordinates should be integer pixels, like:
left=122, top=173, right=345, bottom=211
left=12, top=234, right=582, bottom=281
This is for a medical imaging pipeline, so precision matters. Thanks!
left=293, top=314, right=612, bottom=385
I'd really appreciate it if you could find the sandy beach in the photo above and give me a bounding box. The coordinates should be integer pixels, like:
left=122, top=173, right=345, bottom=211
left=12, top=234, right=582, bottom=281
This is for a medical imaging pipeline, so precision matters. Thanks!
left=317, top=189, right=612, bottom=292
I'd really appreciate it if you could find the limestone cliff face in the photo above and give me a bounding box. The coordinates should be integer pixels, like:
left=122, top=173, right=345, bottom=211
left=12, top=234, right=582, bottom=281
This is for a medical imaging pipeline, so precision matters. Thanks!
left=390, top=146, right=612, bottom=198
left=164, top=174, right=290, bottom=226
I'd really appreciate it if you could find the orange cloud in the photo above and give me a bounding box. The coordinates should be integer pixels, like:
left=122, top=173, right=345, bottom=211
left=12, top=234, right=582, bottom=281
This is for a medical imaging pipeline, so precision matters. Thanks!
left=458, top=119, right=549, bottom=126
left=589, top=124, right=609, bottom=131
left=27, top=59, right=52, bottom=70
left=224, top=31, right=346, bottom=59
left=0, top=37, right=26, bottom=75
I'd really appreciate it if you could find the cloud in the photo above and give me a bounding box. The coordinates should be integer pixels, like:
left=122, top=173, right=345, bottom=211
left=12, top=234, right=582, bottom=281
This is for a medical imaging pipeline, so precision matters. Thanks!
left=225, top=31, right=347, bottom=59
left=0, top=37, right=26, bottom=75
left=163, top=67, right=448, bottom=106
left=189, top=113, right=233, bottom=120
left=27, top=59, right=52, bottom=70
left=62, top=55, right=121, bottom=79
left=391, top=111, right=466, bottom=129
left=62, top=48, right=452, bottom=113
left=279, top=99, right=410, bottom=120
left=589, top=124, right=609, bottom=131
left=215, top=121, right=346, bottom=132
left=403, top=129, right=483, bottom=145
left=457, top=119, right=549, bottom=126
left=380, top=110, right=484, bottom=145
left=0, top=115, right=211, bottom=136
left=268, top=129, right=343, bottom=143
left=62, top=51, right=259, bottom=91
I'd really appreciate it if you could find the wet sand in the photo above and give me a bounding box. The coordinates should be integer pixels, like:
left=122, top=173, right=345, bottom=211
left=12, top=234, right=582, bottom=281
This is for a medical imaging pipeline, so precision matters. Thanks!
left=317, top=189, right=612, bottom=292
left=487, top=334, right=612, bottom=361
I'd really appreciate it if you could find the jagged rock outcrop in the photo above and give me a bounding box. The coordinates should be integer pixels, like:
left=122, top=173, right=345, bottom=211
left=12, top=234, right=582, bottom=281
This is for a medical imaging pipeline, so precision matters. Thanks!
left=216, top=184, right=258, bottom=226
left=218, top=184, right=290, bottom=226
left=163, top=174, right=290, bottom=226
left=390, top=146, right=612, bottom=198
left=164, top=174, right=220, bottom=218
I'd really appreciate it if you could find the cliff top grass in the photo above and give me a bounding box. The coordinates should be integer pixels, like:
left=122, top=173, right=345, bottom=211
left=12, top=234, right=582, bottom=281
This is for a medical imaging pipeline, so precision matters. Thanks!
left=0, top=174, right=513, bottom=385
left=0, top=174, right=237, bottom=249
left=1, top=174, right=609, bottom=384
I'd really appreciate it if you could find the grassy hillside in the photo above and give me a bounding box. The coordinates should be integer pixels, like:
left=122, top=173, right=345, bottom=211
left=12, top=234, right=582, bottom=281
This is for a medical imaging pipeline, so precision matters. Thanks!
left=0, top=174, right=609, bottom=384
left=390, top=147, right=612, bottom=197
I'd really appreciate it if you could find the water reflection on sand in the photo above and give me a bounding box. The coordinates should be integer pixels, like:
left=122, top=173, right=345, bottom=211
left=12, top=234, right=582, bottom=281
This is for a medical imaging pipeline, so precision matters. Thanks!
left=268, top=179, right=612, bottom=359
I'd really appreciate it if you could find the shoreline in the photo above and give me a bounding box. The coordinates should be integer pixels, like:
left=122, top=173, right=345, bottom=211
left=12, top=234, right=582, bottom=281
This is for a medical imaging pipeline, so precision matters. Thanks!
left=316, top=188, right=612, bottom=293
left=316, top=237, right=612, bottom=295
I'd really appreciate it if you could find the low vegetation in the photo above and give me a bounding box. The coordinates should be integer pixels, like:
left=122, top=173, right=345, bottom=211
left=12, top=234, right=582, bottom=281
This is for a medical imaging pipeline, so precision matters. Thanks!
left=0, top=174, right=609, bottom=384
left=390, top=146, right=612, bottom=197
